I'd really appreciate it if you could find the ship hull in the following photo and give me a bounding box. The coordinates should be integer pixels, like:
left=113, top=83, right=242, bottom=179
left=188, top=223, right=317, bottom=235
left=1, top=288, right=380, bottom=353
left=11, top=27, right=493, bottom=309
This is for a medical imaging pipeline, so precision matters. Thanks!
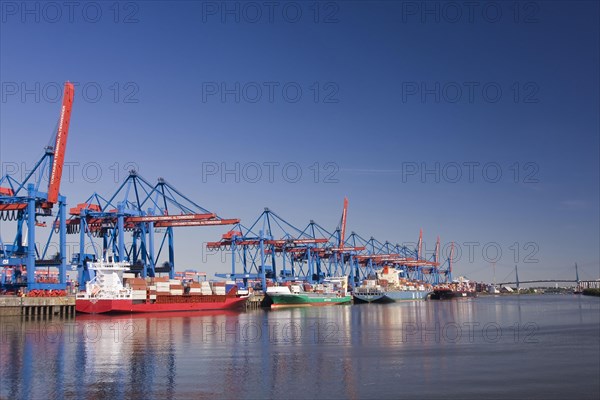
left=353, top=292, right=385, bottom=303
left=268, top=294, right=352, bottom=308
left=381, top=290, right=431, bottom=302
left=76, top=296, right=247, bottom=314
left=430, top=289, right=477, bottom=300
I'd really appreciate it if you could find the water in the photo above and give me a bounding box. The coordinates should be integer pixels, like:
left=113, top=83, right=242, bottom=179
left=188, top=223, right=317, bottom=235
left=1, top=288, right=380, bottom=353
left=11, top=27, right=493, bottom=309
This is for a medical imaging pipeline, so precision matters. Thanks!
left=1, top=295, right=599, bottom=399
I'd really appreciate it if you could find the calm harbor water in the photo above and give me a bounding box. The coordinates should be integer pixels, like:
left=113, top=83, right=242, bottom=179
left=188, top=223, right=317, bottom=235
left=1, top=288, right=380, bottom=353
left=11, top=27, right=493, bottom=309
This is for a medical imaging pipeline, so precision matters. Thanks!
left=1, top=295, right=599, bottom=400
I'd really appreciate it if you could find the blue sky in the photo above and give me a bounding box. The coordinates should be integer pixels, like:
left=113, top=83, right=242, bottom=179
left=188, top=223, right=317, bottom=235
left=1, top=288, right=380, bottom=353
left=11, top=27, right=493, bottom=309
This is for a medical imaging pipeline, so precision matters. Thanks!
left=1, top=1, right=598, bottom=282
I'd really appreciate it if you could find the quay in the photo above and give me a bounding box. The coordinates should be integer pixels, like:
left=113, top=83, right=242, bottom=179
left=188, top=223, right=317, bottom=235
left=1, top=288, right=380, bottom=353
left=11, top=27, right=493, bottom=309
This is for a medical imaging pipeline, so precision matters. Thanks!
left=245, top=293, right=267, bottom=310
left=0, top=296, right=76, bottom=318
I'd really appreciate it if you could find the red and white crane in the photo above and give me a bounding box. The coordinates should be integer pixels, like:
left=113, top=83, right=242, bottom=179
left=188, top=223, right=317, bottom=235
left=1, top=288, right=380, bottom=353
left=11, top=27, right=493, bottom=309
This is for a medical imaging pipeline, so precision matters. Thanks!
left=47, top=82, right=75, bottom=204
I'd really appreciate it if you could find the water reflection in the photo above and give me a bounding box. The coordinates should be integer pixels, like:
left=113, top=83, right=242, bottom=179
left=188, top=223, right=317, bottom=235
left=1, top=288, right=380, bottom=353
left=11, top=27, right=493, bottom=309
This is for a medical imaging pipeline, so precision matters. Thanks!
left=1, top=296, right=599, bottom=399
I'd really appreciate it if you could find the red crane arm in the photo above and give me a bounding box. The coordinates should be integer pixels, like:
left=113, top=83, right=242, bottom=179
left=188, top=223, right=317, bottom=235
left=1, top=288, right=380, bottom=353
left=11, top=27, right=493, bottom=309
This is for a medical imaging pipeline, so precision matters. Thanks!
left=340, top=197, right=348, bottom=247
left=154, top=218, right=240, bottom=227
left=64, top=215, right=238, bottom=230
left=127, top=213, right=216, bottom=223
left=449, top=242, right=454, bottom=274
left=0, top=204, right=28, bottom=211
left=418, top=228, right=423, bottom=259
left=268, top=239, right=328, bottom=245
left=48, top=82, right=75, bottom=204
left=331, top=246, right=366, bottom=252
left=206, top=237, right=328, bottom=250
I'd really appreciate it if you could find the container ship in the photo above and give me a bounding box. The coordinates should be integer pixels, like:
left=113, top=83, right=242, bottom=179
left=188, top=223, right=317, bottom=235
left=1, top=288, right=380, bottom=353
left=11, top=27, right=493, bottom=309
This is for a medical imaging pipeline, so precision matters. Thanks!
left=266, top=276, right=352, bottom=308
left=352, top=285, right=386, bottom=303
left=75, top=259, right=247, bottom=314
left=430, top=278, right=477, bottom=300
left=353, top=266, right=432, bottom=303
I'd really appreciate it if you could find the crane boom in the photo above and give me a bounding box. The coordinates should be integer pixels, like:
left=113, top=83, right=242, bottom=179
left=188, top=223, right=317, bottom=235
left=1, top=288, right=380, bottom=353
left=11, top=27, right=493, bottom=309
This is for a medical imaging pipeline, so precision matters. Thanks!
left=418, top=229, right=423, bottom=259
left=339, top=197, right=348, bottom=247
left=48, top=82, right=75, bottom=204
left=449, top=241, right=454, bottom=275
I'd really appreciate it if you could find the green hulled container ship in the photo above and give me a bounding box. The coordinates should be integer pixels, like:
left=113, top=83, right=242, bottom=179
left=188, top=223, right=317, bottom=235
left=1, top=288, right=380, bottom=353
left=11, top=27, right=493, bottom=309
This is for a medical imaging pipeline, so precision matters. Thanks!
left=267, top=277, right=352, bottom=308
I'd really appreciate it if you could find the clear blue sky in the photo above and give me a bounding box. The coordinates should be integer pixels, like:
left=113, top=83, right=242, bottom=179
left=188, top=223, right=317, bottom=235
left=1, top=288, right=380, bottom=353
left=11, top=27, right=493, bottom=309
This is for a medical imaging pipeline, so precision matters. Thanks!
left=1, top=1, right=598, bottom=282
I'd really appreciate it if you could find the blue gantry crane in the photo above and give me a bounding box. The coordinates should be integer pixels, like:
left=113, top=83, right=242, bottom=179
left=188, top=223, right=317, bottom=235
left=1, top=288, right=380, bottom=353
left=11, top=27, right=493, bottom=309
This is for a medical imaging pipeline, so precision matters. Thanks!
left=350, top=229, right=451, bottom=285
left=207, top=198, right=452, bottom=289
left=0, top=82, right=74, bottom=291
left=0, top=83, right=455, bottom=293
left=206, top=198, right=453, bottom=289
left=64, top=171, right=239, bottom=286
left=207, top=207, right=330, bottom=289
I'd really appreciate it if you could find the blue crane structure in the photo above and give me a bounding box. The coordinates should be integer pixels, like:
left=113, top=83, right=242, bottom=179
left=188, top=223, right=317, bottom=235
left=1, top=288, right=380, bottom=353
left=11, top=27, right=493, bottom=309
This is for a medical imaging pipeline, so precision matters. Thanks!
left=207, top=200, right=369, bottom=288
left=207, top=199, right=451, bottom=288
left=64, top=170, right=239, bottom=286
left=0, top=85, right=456, bottom=292
left=207, top=207, right=333, bottom=289
left=346, top=230, right=452, bottom=285
left=0, top=83, right=74, bottom=291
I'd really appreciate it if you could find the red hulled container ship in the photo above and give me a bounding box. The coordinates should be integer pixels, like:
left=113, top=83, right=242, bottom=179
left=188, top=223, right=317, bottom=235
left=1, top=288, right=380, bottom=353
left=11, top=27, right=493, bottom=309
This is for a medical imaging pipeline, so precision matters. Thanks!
left=75, top=259, right=247, bottom=314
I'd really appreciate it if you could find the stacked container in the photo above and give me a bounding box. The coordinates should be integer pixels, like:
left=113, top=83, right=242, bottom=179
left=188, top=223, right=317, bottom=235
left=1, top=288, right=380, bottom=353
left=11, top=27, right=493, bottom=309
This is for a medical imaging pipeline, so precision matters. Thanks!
left=212, top=281, right=226, bottom=295
left=200, top=281, right=212, bottom=295
left=189, top=282, right=202, bottom=294
left=154, top=277, right=170, bottom=295
left=128, top=277, right=147, bottom=300
left=170, top=281, right=184, bottom=295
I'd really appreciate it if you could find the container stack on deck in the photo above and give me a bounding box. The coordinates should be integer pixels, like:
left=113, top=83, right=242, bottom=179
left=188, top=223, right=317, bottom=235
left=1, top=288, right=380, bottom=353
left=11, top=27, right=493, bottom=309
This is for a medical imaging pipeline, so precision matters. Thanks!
left=121, top=275, right=238, bottom=302
left=200, top=281, right=212, bottom=295
left=189, top=282, right=202, bottom=294
left=213, top=282, right=226, bottom=296
left=154, top=277, right=170, bottom=295
left=125, top=277, right=148, bottom=300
